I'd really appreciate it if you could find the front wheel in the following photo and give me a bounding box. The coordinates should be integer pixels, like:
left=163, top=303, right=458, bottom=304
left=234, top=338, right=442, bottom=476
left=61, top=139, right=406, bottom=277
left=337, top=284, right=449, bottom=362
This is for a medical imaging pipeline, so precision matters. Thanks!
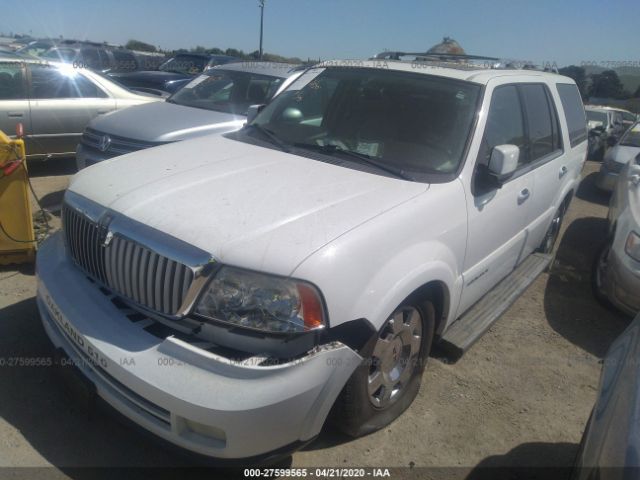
left=331, top=302, right=435, bottom=437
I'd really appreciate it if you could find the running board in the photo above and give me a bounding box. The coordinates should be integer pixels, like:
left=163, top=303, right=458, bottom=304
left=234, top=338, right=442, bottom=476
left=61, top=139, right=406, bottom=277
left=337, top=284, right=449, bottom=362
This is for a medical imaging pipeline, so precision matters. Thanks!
left=438, top=253, right=552, bottom=362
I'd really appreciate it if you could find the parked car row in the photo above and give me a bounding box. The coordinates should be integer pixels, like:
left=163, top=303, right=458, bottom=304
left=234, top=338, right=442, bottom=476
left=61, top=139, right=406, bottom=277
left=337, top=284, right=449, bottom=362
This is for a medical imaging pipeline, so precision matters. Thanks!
left=0, top=55, right=160, bottom=158
left=35, top=52, right=590, bottom=461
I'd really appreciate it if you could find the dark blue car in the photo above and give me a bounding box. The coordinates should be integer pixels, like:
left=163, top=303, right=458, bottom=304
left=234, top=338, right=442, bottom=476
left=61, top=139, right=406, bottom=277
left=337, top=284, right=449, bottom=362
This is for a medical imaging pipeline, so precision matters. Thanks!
left=108, top=53, right=237, bottom=95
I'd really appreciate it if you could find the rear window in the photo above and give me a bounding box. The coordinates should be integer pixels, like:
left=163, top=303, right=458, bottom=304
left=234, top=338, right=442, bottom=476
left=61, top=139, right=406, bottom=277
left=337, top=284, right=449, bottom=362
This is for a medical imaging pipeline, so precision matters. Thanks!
left=556, top=83, right=587, bottom=147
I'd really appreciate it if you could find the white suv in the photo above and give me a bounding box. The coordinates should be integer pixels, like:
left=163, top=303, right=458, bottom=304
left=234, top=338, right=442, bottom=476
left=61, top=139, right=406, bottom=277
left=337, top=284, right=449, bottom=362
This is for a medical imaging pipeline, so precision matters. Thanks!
left=36, top=57, right=587, bottom=462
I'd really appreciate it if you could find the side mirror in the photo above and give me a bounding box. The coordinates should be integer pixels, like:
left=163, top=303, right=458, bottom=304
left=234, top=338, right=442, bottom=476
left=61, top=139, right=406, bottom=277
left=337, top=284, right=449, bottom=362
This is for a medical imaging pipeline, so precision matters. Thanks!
left=246, top=104, right=266, bottom=124
left=488, top=144, right=519, bottom=183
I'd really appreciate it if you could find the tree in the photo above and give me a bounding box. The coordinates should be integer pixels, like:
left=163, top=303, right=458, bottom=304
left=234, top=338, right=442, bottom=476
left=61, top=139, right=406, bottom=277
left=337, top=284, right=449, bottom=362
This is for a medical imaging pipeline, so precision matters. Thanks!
left=125, top=39, right=157, bottom=52
left=558, top=65, right=587, bottom=98
left=588, top=70, right=626, bottom=99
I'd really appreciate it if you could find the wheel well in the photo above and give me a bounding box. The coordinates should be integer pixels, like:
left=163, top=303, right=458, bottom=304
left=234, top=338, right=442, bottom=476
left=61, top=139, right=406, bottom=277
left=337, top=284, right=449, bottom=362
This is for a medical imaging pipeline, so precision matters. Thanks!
left=405, top=281, right=449, bottom=337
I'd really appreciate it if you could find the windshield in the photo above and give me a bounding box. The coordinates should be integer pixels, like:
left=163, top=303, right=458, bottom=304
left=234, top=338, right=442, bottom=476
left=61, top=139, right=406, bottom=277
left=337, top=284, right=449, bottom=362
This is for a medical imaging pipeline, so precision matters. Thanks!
left=169, top=69, right=284, bottom=114
left=587, top=110, right=608, bottom=125
left=620, top=123, right=640, bottom=148
left=159, top=55, right=206, bottom=74
left=249, top=67, right=481, bottom=176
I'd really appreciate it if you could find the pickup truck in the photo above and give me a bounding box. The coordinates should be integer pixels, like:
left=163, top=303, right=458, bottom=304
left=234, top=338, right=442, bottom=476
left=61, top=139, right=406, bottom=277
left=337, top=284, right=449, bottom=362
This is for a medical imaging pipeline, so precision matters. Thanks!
left=36, top=56, right=587, bottom=462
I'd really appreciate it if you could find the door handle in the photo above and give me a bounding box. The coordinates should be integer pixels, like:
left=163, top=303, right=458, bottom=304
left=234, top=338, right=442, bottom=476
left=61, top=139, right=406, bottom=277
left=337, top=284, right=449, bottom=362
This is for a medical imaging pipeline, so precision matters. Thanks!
left=7, top=112, right=23, bottom=118
left=518, top=188, right=530, bottom=204
left=559, top=166, right=568, bottom=179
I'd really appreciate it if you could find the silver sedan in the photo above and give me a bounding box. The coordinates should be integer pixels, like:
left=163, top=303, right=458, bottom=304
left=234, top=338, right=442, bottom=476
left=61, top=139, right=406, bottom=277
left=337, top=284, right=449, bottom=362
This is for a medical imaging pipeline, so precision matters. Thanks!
left=593, top=156, right=640, bottom=315
left=0, top=56, right=160, bottom=159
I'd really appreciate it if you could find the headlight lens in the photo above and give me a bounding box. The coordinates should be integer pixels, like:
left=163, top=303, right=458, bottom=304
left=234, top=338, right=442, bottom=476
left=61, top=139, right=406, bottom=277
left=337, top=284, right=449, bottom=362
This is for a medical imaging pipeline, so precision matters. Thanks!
left=625, top=231, right=640, bottom=262
left=194, top=266, right=325, bottom=333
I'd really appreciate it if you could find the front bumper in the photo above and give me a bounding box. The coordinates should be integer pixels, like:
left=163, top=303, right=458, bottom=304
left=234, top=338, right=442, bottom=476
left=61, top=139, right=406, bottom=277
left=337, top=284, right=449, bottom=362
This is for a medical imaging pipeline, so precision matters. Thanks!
left=36, top=233, right=361, bottom=460
left=75, top=144, right=114, bottom=170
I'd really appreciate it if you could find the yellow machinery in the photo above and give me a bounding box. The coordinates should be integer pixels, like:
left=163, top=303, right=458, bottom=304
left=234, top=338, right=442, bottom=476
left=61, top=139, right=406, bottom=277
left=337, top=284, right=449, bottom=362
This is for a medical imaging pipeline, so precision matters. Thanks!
left=0, top=128, right=35, bottom=265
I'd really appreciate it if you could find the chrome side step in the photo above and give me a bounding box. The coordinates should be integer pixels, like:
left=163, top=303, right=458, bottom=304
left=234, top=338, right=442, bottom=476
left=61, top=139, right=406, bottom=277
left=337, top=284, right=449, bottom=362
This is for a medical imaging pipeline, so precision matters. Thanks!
left=438, top=253, right=552, bottom=361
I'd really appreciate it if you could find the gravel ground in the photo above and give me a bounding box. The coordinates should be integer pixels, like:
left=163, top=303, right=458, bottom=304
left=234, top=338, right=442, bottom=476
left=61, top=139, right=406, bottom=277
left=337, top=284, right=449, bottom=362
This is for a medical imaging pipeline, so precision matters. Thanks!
left=0, top=159, right=630, bottom=478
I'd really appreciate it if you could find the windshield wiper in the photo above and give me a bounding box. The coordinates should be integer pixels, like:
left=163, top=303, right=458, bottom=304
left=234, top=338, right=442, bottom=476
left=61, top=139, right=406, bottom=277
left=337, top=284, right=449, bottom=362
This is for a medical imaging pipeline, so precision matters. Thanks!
left=245, top=124, right=290, bottom=152
left=293, top=143, right=413, bottom=180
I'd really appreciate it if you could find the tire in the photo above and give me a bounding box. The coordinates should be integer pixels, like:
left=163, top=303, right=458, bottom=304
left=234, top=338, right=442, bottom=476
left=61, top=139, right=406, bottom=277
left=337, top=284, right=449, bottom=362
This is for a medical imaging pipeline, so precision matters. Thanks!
left=331, top=301, right=435, bottom=437
left=538, top=203, right=566, bottom=272
left=591, top=238, right=615, bottom=309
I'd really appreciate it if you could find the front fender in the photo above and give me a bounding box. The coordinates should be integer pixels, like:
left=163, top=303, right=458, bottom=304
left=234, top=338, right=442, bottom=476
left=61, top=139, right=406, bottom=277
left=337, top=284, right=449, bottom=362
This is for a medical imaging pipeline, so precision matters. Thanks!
left=293, top=183, right=467, bottom=333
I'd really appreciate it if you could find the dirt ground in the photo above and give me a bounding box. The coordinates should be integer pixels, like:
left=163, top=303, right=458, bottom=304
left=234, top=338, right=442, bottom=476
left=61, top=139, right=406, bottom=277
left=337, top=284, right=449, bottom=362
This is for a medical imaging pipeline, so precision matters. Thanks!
left=0, top=159, right=631, bottom=477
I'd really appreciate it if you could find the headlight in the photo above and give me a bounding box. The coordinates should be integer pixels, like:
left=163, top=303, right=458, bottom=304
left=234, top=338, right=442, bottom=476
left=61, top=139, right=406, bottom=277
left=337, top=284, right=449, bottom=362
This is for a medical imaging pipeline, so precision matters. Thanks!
left=194, top=266, right=325, bottom=333
left=625, top=231, right=640, bottom=262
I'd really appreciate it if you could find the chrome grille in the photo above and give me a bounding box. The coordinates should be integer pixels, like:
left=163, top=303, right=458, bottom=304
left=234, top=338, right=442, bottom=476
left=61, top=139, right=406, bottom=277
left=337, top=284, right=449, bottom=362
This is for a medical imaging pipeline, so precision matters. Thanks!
left=62, top=205, right=194, bottom=316
left=81, top=128, right=161, bottom=157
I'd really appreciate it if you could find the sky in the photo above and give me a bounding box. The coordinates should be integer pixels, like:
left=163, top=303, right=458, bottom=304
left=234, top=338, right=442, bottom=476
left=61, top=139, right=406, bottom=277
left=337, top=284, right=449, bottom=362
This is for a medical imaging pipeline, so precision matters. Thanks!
left=2, top=0, right=639, bottom=67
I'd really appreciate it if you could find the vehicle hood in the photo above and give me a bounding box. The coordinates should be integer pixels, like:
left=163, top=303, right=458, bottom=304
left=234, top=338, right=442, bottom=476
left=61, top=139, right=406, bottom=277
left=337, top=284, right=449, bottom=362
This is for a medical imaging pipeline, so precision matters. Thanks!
left=89, top=101, right=245, bottom=142
left=608, top=145, right=640, bottom=165
left=69, top=135, right=428, bottom=275
left=109, top=70, right=191, bottom=86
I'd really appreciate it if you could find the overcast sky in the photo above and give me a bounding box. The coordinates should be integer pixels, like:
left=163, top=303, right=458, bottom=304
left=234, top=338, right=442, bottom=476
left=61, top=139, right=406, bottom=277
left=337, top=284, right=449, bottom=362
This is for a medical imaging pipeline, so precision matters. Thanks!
left=3, top=0, right=639, bottom=67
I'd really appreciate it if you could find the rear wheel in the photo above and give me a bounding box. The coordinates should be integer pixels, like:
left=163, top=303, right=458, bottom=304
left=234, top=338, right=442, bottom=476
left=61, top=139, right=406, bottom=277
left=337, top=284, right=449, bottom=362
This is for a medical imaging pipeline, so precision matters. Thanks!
left=332, top=302, right=435, bottom=437
left=538, top=203, right=567, bottom=272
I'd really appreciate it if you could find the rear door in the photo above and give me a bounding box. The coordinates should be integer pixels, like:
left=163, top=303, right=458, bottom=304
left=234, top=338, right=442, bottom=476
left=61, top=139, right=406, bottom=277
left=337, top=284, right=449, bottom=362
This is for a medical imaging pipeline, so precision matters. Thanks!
left=518, top=83, right=566, bottom=253
left=26, top=63, right=117, bottom=156
left=0, top=61, right=31, bottom=140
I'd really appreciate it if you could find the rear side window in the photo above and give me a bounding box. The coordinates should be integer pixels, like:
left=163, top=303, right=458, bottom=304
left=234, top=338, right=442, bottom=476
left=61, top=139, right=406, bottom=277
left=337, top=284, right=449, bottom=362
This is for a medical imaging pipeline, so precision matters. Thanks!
left=520, top=84, right=562, bottom=161
left=112, top=50, right=137, bottom=72
left=29, top=64, right=106, bottom=99
left=556, top=83, right=587, bottom=147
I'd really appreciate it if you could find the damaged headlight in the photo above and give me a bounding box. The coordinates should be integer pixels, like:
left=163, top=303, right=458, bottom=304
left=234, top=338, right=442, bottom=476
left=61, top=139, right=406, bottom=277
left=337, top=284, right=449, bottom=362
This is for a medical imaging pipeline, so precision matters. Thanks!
left=194, top=266, right=325, bottom=333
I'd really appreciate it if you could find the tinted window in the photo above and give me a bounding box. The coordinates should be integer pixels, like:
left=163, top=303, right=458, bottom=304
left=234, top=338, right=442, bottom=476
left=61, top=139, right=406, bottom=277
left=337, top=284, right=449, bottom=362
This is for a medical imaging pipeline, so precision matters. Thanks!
left=0, top=62, right=26, bottom=100
left=623, top=112, right=636, bottom=123
left=482, top=85, right=526, bottom=167
left=521, top=84, right=557, bottom=161
left=112, top=50, right=137, bottom=71
left=170, top=70, right=284, bottom=114
left=620, top=124, right=640, bottom=148
left=42, top=48, right=77, bottom=62
left=80, top=48, right=101, bottom=69
left=29, top=65, right=106, bottom=99
left=557, top=83, right=587, bottom=147
left=253, top=67, right=481, bottom=176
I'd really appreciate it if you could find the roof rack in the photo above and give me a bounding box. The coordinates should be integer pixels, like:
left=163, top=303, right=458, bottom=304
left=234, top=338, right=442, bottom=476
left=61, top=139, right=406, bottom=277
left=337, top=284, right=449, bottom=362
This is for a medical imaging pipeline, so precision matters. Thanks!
left=372, top=51, right=559, bottom=74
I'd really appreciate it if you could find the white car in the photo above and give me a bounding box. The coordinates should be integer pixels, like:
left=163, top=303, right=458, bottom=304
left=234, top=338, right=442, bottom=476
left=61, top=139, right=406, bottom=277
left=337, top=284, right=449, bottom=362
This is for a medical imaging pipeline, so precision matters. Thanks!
left=36, top=57, right=587, bottom=461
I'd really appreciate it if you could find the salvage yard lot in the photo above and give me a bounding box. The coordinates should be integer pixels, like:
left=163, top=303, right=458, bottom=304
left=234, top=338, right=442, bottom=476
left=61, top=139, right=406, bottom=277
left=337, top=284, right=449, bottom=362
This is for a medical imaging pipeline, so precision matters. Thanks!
left=0, top=159, right=630, bottom=473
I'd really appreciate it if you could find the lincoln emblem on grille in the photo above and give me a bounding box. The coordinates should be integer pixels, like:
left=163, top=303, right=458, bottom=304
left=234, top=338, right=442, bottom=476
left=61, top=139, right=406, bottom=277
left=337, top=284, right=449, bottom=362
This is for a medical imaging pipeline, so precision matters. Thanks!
left=97, top=214, right=114, bottom=247
left=98, top=135, right=111, bottom=152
